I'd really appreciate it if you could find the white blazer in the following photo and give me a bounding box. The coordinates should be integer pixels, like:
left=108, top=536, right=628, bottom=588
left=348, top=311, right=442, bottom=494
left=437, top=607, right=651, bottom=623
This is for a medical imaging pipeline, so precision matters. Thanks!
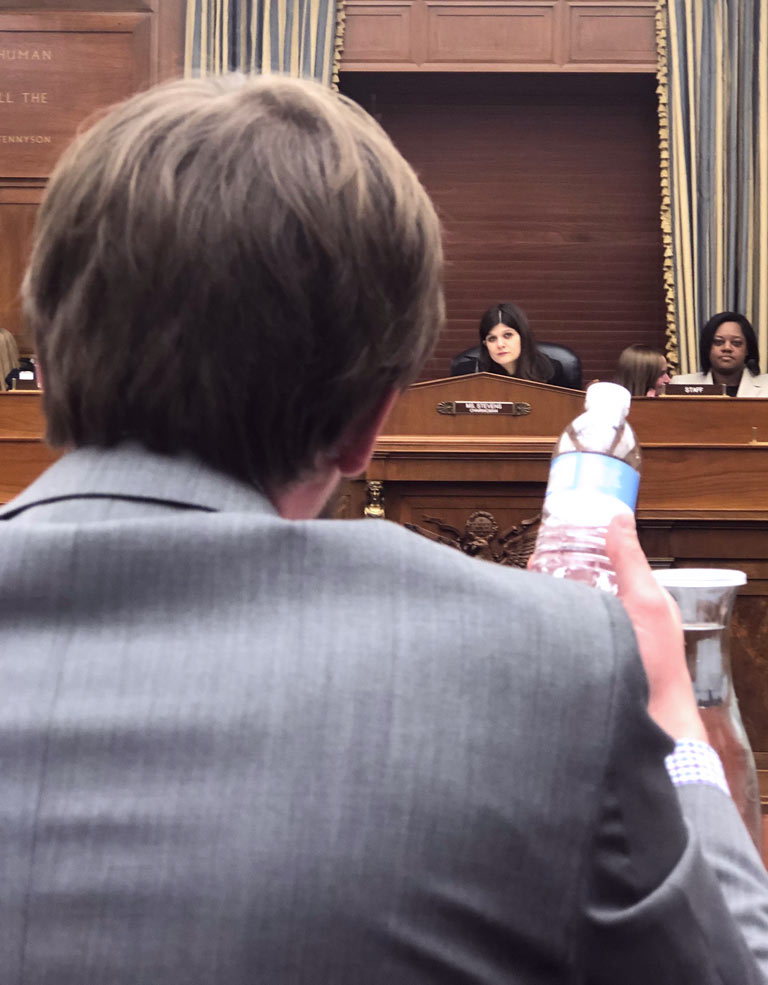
left=672, top=370, right=768, bottom=397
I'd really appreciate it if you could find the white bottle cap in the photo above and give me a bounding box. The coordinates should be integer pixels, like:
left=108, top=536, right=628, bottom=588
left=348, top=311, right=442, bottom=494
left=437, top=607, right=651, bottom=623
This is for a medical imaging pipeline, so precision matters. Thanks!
left=585, top=381, right=631, bottom=417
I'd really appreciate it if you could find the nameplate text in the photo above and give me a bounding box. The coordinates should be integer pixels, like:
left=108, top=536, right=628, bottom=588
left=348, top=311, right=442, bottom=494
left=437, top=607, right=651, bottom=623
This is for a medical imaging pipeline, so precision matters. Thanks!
left=663, top=383, right=726, bottom=396
left=437, top=400, right=532, bottom=416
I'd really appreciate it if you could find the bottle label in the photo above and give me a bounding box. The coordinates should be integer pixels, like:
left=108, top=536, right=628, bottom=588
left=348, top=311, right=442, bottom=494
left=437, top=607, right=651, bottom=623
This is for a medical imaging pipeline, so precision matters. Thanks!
left=546, top=452, right=639, bottom=512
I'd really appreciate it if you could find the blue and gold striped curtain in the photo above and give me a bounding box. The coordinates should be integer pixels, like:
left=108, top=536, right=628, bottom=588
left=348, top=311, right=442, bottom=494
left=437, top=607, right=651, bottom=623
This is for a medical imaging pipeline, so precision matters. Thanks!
left=657, top=1, right=768, bottom=372
left=185, top=0, right=345, bottom=89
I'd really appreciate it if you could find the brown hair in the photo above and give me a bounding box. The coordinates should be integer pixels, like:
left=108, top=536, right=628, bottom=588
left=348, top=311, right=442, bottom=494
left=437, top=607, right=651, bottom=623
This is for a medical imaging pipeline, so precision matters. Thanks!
left=23, top=74, right=444, bottom=488
left=614, top=344, right=666, bottom=396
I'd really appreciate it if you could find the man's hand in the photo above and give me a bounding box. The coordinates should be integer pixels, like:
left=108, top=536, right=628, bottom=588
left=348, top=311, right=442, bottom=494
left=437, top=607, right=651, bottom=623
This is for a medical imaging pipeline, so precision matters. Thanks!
left=605, top=514, right=707, bottom=742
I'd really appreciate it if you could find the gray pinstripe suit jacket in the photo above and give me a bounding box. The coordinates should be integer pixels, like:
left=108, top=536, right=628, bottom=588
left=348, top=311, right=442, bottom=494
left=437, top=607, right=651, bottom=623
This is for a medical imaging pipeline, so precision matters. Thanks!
left=1, top=444, right=767, bottom=984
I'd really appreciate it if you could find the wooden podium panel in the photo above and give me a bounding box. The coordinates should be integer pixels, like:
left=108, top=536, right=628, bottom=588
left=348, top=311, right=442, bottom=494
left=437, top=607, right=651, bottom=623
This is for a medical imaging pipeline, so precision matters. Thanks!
left=0, top=390, right=46, bottom=437
left=631, top=394, right=768, bottom=446
left=381, top=373, right=584, bottom=436
left=0, top=436, right=58, bottom=503
left=0, top=391, right=58, bottom=501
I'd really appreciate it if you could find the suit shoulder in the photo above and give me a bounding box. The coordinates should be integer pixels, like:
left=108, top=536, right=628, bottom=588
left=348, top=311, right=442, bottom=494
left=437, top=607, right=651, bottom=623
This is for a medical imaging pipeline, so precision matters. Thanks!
left=315, top=515, right=635, bottom=670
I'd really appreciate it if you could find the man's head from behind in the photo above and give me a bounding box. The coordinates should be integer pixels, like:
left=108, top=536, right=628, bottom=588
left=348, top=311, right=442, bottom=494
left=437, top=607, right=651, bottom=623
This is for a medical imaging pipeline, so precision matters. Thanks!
left=23, top=74, right=444, bottom=494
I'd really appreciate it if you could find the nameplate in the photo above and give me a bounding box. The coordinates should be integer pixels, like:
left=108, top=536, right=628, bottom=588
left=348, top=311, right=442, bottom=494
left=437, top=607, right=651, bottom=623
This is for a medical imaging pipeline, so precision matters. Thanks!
left=437, top=400, right=531, bottom=416
left=12, top=376, right=38, bottom=390
left=662, top=383, right=726, bottom=396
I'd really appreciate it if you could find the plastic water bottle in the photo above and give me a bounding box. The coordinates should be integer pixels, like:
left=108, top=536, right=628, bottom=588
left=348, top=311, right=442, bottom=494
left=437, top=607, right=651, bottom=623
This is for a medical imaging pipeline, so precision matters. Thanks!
left=529, top=382, right=641, bottom=594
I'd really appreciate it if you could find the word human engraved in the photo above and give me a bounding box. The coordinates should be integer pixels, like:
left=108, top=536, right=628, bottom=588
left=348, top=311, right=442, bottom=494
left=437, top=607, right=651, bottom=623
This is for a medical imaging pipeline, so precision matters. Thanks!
left=0, top=48, right=52, bottom=61
left=0, top=48, right=52, bottom=60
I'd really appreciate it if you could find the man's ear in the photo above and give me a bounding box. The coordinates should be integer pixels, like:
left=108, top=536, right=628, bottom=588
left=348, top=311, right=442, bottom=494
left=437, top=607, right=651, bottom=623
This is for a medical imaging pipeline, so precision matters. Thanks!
left=335, top=389, right=400, bottom=477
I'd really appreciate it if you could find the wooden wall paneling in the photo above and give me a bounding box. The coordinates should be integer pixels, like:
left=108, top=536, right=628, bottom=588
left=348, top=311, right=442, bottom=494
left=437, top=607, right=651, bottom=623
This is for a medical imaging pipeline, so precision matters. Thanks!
left=155, top=0, right=187, bottom=80
left=734, top=591, right=768, bottom=763
left=425, top=2, right=558, bottom=68
left=0, top=0, right=187, bottom=80
left=636, top=448, right=768, bottom=513
left=0, top=392, right=51, bottom=504
left=629, top=395, right=768, bottom=445
left=0, top=0, right=154, bottom=8
left=341, top=1, right=418, bottom=66
left=567, top=4, right=656, bottom=68
left=0, top=391, right=46, bottom=437
left=0, top=437, right=58, bottom=502
left=341, top=0, right=658, bottom=71
left=0, top=11, right=153, bottom=180
left=0, top=186, right=41, bottom=348
left=340, top=72, right=666, bottom=382
left=131, top=10, right=153, bottom=88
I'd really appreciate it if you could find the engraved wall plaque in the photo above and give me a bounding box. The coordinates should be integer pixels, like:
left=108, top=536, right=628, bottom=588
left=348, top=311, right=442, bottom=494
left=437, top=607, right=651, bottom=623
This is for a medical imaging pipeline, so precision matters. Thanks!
left=0, top=13, right=151, bottom=178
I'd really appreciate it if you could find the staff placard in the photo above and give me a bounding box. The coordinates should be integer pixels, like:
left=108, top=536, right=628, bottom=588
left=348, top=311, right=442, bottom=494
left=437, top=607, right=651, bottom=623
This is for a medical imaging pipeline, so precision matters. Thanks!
left=662, top=383, right=727, bottom=396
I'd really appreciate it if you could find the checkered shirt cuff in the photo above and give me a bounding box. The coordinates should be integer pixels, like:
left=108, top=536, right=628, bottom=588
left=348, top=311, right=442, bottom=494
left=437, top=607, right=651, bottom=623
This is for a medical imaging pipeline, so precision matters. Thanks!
left=665, top=738, right=730, bottom=797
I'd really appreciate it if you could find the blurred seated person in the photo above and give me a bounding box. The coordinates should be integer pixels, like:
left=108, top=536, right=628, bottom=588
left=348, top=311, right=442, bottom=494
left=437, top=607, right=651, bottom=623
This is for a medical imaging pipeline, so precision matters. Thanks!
left=673, top=311, right=768, bottom=397
left=453, top=302, right=573, bottom=387
left=614, top=344, right=670, bottom=397
left=4, top=356, right=38, bottom=390
left=0, top=326, right=19, bottom=392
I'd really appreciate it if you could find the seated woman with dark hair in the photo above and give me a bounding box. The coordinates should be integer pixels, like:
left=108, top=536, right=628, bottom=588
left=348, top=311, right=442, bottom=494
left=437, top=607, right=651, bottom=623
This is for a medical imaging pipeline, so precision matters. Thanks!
left=476, top=302, right=569, bottom=386
left=614, top=344, right=670, bottom=397
left=673, top=311, right=768, bottom=397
